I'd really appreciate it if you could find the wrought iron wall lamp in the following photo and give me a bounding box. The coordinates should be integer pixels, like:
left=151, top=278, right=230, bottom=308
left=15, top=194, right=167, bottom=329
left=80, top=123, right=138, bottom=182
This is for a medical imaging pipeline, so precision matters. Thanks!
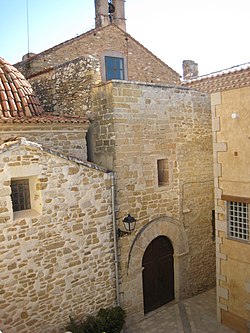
left=118, top=214, right=136, bottom=237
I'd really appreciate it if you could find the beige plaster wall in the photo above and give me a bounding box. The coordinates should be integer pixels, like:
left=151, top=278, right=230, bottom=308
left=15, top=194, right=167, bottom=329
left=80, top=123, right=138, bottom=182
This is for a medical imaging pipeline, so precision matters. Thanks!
left=211, top=87, right=250, bottom=332
left=216, top=87, right=250, bottom=197
left=0, top=140, right=115, bottom=333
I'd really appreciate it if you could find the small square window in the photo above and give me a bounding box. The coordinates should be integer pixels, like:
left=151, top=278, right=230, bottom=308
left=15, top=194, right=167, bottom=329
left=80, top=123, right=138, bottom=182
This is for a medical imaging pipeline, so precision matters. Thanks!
left=227, top=201, right=249, bottom=241
left=157, top=159, right=169, bottom=187
left=11, top=179, right=31, bottom=212
left=105, top=56, right=124, bottom=80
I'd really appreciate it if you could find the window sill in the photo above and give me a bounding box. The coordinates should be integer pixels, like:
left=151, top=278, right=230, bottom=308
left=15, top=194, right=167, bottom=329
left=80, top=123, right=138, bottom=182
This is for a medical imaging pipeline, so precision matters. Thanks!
left=226, top=236, right=250, bottom=244
left=13, top=209, right=40, bottom=220
left=156, top=184, right=171, bottom=191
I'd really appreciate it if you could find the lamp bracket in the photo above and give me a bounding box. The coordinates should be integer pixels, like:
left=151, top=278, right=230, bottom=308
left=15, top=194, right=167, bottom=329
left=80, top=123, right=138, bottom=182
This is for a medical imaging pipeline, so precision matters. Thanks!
left=118, top=228, right=131, bottom=237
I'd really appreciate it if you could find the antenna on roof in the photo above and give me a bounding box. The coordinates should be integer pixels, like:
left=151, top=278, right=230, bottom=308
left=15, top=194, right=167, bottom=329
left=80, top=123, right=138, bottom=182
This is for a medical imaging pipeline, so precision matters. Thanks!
left=26, top=0, right=30, bottom=55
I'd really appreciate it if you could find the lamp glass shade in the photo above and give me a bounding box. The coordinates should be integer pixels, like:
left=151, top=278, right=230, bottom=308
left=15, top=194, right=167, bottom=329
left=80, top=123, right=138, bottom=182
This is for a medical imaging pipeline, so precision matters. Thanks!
left=123, top=214, right=136, bottom=232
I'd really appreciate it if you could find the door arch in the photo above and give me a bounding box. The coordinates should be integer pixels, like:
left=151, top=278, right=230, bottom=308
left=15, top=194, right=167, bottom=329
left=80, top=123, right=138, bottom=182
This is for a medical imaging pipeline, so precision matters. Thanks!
left=142, top=235, right=174, bottom=314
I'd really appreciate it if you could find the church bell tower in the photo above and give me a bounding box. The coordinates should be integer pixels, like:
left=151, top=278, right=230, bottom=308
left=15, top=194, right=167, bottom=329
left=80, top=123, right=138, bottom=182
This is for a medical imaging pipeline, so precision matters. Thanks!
left=95, top=0, right=126, bottom=31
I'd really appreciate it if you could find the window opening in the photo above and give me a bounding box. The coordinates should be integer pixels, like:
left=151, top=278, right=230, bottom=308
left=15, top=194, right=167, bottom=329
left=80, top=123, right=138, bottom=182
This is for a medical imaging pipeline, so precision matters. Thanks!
left=11, top=179, right=31, bottom=212
left=157, top=159, right=169, bottom=186
left=212, top=209, right=215, bottom=241
left=227, top=201, right=249, bottom=241
left=105, top=56, right=124, bottom=80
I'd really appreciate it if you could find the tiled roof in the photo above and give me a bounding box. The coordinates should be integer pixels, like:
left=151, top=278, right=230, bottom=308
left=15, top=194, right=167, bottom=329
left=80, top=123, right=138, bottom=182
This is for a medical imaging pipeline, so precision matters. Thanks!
left=0, top=57, right=44, bottom=117
left=182, top=62, right=250, bottom=93
left=0, top=57, right=88, bottom=124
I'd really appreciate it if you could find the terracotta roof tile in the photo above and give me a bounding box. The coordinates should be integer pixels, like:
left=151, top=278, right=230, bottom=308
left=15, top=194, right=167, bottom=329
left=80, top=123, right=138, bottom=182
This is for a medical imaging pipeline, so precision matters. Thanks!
left=0, top=57, right=44, bottom=117
left=182, top=62, right=250, bottom=93
left=0, top=57, right=88, bottom=125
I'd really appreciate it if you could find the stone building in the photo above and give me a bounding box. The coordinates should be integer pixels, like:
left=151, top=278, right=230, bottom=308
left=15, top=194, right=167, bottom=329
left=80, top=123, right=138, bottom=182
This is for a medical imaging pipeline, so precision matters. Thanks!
left=1, top=1, right=216, bottom=332
left=183, top=63, right=250, bottom=333
left=0, top=58, right=116, bottom=333
left=92, top=80, right=215, bottom=327
left=0, top=57, right=89, bottom=159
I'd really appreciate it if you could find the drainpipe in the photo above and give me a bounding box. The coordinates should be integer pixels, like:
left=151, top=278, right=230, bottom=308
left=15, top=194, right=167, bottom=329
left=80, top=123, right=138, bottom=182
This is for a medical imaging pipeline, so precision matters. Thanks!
left=110, top=172, right=120, bottom=306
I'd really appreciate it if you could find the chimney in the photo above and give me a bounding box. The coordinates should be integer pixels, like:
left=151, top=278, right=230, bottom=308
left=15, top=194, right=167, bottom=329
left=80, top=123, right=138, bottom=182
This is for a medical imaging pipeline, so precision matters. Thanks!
left=22, top=52, right=36, bottom=61
left=182, top=60, right=199, bottom=80
left=113, top=0, right=126, bottom=31
left=95, top=0, right=126, bottom=31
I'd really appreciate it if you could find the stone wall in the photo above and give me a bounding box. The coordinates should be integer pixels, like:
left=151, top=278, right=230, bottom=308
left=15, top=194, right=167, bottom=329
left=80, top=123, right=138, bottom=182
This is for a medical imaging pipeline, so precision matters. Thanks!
left=16, top=25, right=180, bottom=85
left=90, top=81, right=215, bottom=323
left=0, top=123, right=89, bottom=160
left=0, top=139, right=115, bottom=333
left=29, top=56, right=101, bottom=116
left=29, top=56, right=101, bottom=117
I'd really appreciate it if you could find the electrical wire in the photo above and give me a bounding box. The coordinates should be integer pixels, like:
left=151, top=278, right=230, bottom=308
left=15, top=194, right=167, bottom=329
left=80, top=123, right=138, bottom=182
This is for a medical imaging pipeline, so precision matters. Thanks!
left=26, top=0, right=30, bottom=55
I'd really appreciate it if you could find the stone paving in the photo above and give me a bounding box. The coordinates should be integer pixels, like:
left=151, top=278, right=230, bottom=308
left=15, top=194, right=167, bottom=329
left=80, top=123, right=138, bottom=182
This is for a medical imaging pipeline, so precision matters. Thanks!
left=125, top=289, right=236, bottom=333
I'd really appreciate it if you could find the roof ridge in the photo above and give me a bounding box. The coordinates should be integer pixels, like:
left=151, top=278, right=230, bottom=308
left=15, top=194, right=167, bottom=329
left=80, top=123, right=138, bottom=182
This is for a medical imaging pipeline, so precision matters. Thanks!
left=0, top=137, right=108, bottom=173
left=182, top=62, right=250, bottom=93
left=14, top=25, right=110, bottom=66
left=113, top=25, right=180, bottom=78
left=183, top=62, right=250, bottom=83
left=15, top=24, right=180, bottom=79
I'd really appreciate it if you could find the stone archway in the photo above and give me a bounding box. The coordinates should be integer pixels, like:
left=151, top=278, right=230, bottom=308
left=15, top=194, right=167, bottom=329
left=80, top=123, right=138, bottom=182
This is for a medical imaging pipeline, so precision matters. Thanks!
left=123, top=216, right=189, bottom=325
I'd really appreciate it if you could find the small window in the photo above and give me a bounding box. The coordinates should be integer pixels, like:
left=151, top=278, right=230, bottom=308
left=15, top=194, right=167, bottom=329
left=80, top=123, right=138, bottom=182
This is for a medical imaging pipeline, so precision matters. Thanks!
left=211, top=209, right=215, bottom=241
left=11, top=179, right=31, bottom=212
left=227, top=201, right=249, bottom=241
left=105, top=56, right=124, bottom=80
left=157, top=159, right=169, bottom=186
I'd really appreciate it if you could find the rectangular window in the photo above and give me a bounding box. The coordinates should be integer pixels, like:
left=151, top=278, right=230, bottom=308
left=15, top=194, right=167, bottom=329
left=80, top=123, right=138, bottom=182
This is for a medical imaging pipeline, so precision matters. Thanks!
left=105, top=56, right=124, bottom=80
left=157, top=159, right=169, bottom=186
left=11, top=179, right=31, bottom=212
left=212, top=209, right=215, bottom=241
left=227, top=201, right=249, bottom=241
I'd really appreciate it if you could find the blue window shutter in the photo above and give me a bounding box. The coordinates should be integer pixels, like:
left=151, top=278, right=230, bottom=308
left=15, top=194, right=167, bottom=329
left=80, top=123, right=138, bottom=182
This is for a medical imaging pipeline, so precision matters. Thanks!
left=105, top=56, right=124, bottom=80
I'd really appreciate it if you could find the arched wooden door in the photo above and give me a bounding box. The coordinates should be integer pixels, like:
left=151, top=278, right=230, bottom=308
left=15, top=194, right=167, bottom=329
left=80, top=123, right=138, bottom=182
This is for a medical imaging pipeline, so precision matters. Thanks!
left=142, top=235, right=174, bottom=314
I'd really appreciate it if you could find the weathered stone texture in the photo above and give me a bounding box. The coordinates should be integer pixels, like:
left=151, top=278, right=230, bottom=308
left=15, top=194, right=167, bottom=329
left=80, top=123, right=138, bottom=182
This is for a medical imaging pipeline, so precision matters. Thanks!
left=29, top=56, right=101, bottom=116
left=0, top=142, right=115, bottom=333
left=0, top=123, right=88, bottom=160
left=90, top=81, right=215, bottom=322
left=16, top=25, right=180, bottom=85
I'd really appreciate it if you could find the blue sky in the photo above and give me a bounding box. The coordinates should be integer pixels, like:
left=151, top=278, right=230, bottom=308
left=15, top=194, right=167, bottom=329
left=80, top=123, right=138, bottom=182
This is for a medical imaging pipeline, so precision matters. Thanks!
left=1, top=0, right=250, bottom=76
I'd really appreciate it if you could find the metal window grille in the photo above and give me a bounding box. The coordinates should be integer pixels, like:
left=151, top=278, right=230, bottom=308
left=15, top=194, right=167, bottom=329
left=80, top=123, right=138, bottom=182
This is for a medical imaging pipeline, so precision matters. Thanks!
left=11, top=179, right=31, bottom=212
left=227, top=201, right=249, bottom=241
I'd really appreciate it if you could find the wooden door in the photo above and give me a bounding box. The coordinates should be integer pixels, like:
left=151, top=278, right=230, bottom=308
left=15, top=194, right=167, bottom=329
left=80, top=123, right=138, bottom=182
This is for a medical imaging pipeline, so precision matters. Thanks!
left=142, top=236, right=174, bottom=314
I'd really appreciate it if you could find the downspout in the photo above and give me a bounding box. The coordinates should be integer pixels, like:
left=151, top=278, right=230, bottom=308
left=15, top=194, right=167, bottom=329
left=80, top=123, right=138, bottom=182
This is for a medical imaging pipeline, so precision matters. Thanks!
left=110, top=172, right=120, bottom=306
